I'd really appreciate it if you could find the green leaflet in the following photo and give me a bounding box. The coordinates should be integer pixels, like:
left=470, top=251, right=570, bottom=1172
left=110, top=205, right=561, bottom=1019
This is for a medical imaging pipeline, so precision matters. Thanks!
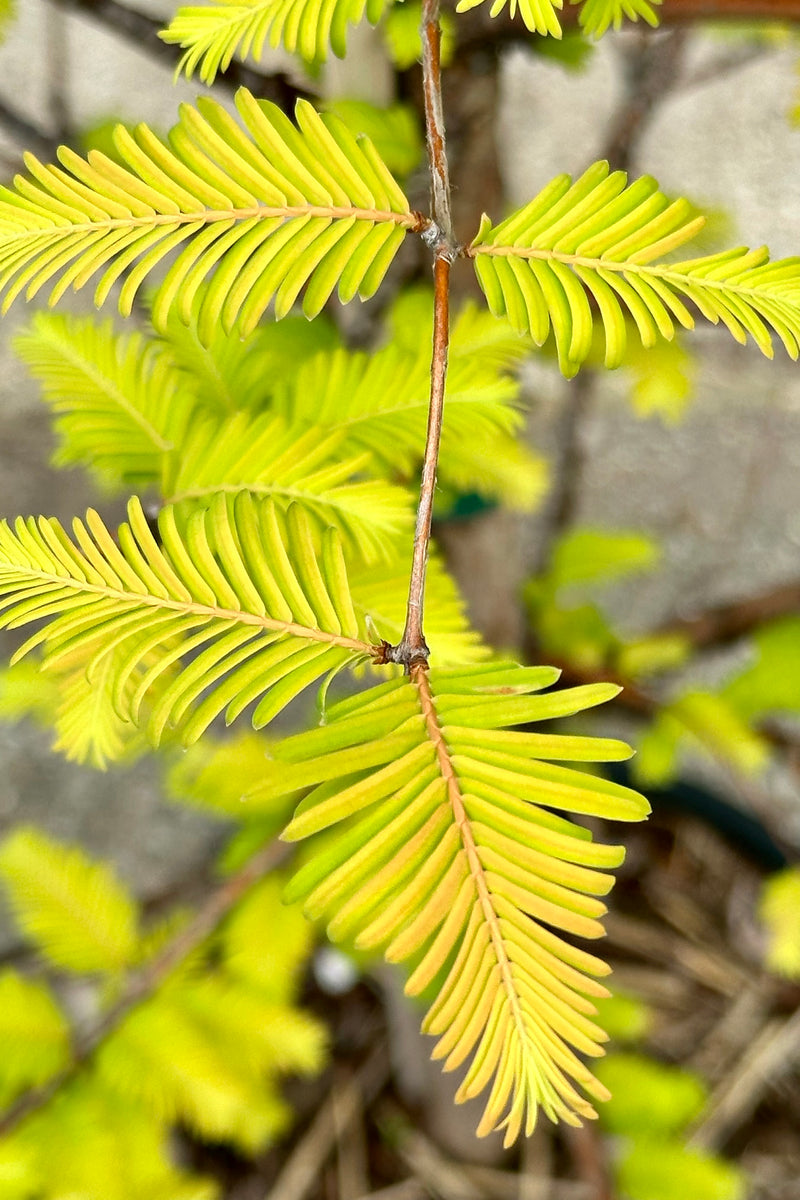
left=451, top=0, right=660, bottom=42
left=0, top=494, right=374, bottom=745
left=0, top=971, right=70, bottom=1107
left=15, top=310, right=416, bottom=565
left=13, top=313, right=191, bottom=490
left=0, top=828, right=140, bottom=973
left=575, top=0, right=662, bottom=37
left=455, top=0, right=564, bottom=38
left=470, top=162, right=800, bottom=377
left=163, top=409, right=415, bottom=564
left=0, top=832, right=326, bottom=1177
left=154, top=297, right=341, bottom=415
left=277, top=663, right=649, bottom=1144
left=271, top=337, right=546, bottom=510
left=7, top=1081, right=219, bottom=1200
left=162, top=0, right=391, bottom=71
left=0, top=92, right=414, bottom=340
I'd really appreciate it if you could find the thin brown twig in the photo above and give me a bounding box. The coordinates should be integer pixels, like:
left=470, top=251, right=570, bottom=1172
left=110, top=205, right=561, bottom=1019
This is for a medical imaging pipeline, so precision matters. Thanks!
left=688, top=1004, right=800, bottom=1150
left=265, top=1045, right=389, bottom=1200
left=0, top=838, right=290, bottom=1138
left=390, top=0, right=456, bottom=671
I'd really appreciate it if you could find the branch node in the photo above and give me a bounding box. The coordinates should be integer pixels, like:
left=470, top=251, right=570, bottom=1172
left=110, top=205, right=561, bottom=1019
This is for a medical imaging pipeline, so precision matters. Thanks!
left=379, top=637, right=430, bottom=673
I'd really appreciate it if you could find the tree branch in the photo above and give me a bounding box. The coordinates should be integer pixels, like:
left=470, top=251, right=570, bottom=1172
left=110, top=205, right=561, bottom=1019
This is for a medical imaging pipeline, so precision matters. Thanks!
left=0, top=838, right=290, bottom=1138
left=390, top=0, right=456, bottom=671
left=663, top=581, right=800, bottom=649
left=48, top=0, right=311, bottom=109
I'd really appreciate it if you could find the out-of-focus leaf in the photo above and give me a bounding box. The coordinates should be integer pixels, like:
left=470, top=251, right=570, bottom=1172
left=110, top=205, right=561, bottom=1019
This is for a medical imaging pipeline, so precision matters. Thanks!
left=323, top=100, right=423, bottom=178
left=595, top=1054, right=706, bottom=1137
left=759, top=867, right=800, bottom=979
left=0, top=970, right=70, bottom=1108
left=623, top=334, right=695, bottom=424
left=670, top=691, right=770, bottom=776
left=0, top=828, right=139, bottom=974
left=616, top=1138, right=746, bottom=1200
left=633, top=711, right=683, bottom=786
left=384, top=0, right=454, bottom=68
left=592, top=991, right=652, bottom=1044
left=548, top=527, right=660, bottom=594
left=722, top=617, right=800, bottom=721
left=616, top=633, right=692, bottom=680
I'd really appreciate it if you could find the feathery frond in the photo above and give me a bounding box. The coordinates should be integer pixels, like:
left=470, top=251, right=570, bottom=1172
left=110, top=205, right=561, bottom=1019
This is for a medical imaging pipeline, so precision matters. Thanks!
left=10, top=1081, right=219, bottom=1200
left=0, top=91, right=416, bottom=340
left=455, top=0, right=563, bottom=36
left=162, top=0, right=390, bottom=75
left=455, top=0, right=563, bottom=38
left=51, top=641, right=172, bottom=768
left=272, top=342, right=545, bottom=509
left=163, top=410, right=414, bottom=563
left=0, top=494, right=376, bottom=745
left=575, top=0, right=661, bottom=36
left=0, top=970, right=69, bottom=1105
left=273, top=662, right=649, bottom=1142
left=13, top=312, right=193, bottom=489
left=155, top=293, right=340, bottom=414
left=470, top=162, right=800, bottom=377
left=0, top=827, right=140, bottom=973
left=452, top=0, right=659, bottom=36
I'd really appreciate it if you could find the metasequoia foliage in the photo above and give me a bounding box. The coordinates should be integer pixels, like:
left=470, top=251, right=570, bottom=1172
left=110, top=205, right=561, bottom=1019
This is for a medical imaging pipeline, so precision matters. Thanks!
left=0, top=830, right=324, bottom=1195
left=0, top=0, right=797, bottom=1152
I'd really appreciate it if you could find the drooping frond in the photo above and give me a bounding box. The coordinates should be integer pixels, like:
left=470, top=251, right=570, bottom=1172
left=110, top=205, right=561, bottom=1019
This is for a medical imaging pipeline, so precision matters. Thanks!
left=162, top=0, right=389, bottom=75
left=162, top=410, right=414, bottom=563
left=13, top=312, right=194, bottom=489
left=272, top=343, right=545, bottom=509
left=0, top=494, right=375, bottom=745
left=0, top=827, right=140, bottom=972
left=470, top=162, right=800, bottom=377
left=272, top=662, right=649, bottom=1143
left=574, top=0, right=661, bottom=36
left=0, top=91, right=416, bottom=340
left=455, top=0, right=563, bottom=38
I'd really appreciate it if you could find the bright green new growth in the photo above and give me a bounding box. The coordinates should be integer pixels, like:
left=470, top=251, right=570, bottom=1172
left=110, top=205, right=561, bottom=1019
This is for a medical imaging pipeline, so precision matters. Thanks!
left=0, top=834, right=324, bottom=1194
left=471, top=162, right=800, bottom=377
left=0, top=91, right=416, bottom=341
left=163, top=0, right=390, bottom=69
